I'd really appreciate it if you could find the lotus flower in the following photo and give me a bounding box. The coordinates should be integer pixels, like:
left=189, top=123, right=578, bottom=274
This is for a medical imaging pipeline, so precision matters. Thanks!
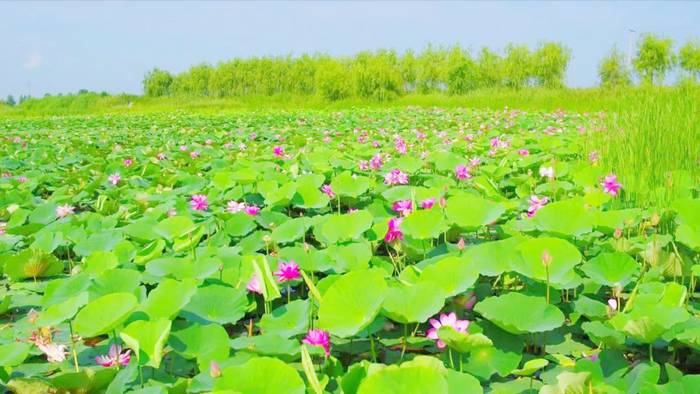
left=244, top=205, right=260, bottom=216
left=358, top=160, right=369, bottom=170
left=108, top=172, right=121, bottom=185
left=273, top=146, right=284, bottom=157
left=302, top=329, right=331, bottom=357
left=156, top=152, right=166, bottom=160
left=426, top=312, right=470, bottom=349
left=420, top=198, right=435, bottom=209
left=190, top=151, right=200, bottom=159
left=190, top=194, right=209, bottom=211
left=602, top=174, right=622, bottom=196
left=227, top=201, right=247, bottom=213
left=392, top=200, right=412, bottom=216
left=384, top=217, right=403, bottom=243
left=37, top=343, right=68, bottom=363
left=527, top=195, right=549, bottom=218
left=321, top=184, right=335, bottom=198
left=370, top=154, right=383, bottom=170
left=608, top=298, right=618, bottom=311
left=275, top=260, right=301, bottom=282
left=123, top=158, right=133, bottom=167
left=394, top=137, right=407, bottom=155
left=518, top=149, right=530, bottom=156
left=539, top=166, right=555, bottom=179
left=384, top=169, right=409, bottom=185
left=55, top=204, right=75, bottom=219
left=179, top=145, right=188, bottom=152
left=247, top=274, right=262, bottom=294
left=95, top=344, right=131, bottom=367
left=454, top=165, right=471, bottom=180
left=0, top=222, right=6, bottom=236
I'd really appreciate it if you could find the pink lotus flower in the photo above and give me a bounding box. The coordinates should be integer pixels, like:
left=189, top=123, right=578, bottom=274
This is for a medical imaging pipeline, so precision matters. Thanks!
left=190, top=194, right=209, bottom=211
left=17, top=176, right=27, bottom=183
left=358, top=160, right=369, bottom=171
left=244, top=205, right=260, bottom=216
left=37, top=343, right=68, bottom=363
left=108, top=172, right=121, bottom=185
left=190, top=151, right=200, bottom=159
left=589, top=151, right=599, bottom=164
left=275, top=260, right=301, bottom=282
left=457, top=237, right=466, bottom=250
left=420, top=198, right=435, bottom=209
left=539, top=166, right=555, bottom=179
left=469, top=157, right=481, bottom=167
left=370, top=154, right=383, bottom=170
left=384, top=217, right=403, bottom=243
left=179, top=145, right=188, bottom=152
left=426, top=312, right=470, bottom=349
left=602, top=174, right=622, bottom=196
left=95, top=344, right=131, bottom=367
left=205, top=139, right=213, bottom=145
left=227, top=201, right=247, bottom=213
left=608, top=298, right=618, bottom=311
left=247, top=274, right=262, bottom=294
left=394, top=137, right=407, bottom=155
left=518, top=149, right=530, bottom=156
left=302, top=329, right=330, bottom=357
left=0, top=222, right=6, bottom=236
left=455, top=165, right=471, bottom=180
left=321, top=184, right=335, bottom=198
left=156, top=152, right=166, bottom=160
left=238, top=142, right=247, bottom=151
left=527, top=195, right=549, bottom=218
left=392, top=200, right=412, bottom=216
left=273, top=146, right=284, bottom=157
left=55, top=204, right=75, bottom=219
left=372, top=140, right=381, bottom=148
left=384, top=169, right=409, bottom=185
left=123, top=158, right=133, bottom=167
left=209, top=361, right=222, bottom=378
left=463, top=292, right=476, bottom=310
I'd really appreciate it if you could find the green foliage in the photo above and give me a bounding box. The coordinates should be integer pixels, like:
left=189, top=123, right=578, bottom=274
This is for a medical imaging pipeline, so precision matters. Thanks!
left=532, top=42, right=571, bottom=88
left=598, top=47, right=632, bottom=88
left=143, top=68, right=174, bottom=97
left=634, top=34, right=675, bottom=85
left=678, top=39, right=700, bottom=82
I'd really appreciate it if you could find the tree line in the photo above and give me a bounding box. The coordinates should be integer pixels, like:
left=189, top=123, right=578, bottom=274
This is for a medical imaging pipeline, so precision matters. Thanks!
left=142, top=42, right=572, bottom=101
left=599, top=34, right=700, bottom=88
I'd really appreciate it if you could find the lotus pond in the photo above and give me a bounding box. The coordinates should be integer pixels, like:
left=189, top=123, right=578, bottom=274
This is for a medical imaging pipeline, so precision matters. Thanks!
left=0, top=108, right=699, bottom=393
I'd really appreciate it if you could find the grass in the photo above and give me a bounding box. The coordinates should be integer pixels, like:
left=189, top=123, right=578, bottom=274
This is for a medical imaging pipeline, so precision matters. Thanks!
left=2, top=86, right=698, bottom=207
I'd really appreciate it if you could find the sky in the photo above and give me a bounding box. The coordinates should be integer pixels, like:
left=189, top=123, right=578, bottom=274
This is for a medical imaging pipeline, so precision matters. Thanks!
left=1, top=1, right=699, bottom=98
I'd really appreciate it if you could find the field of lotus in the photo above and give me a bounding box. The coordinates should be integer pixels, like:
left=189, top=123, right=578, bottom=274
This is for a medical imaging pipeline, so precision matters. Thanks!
left=0, top=108, right=699, bottom=393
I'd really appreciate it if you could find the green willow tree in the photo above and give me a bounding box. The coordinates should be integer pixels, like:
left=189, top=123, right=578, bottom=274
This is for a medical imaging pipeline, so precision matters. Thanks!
left=598, top=47, right=632, bottom=88
left=633, top=34, right=675, bottom=85
left=678, top=40, right=700, bottom=83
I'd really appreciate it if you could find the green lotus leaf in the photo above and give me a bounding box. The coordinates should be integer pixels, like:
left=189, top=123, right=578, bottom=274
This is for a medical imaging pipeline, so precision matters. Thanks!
left=513, top=237, right=582, bottom=287
left=580, top=252, right=639, bottom=287
left=475, top=292, right=565, bottom=335
left=214, top=357, right=305, bottom=394
left=382, top=281, right=446, bottom=324
left=120, top=318, right=172, bottom=368
left=445, top=194, right=506, bottom=228
left=73, top=292, right=138, bottom=337
left=181, top=284, right=249, bottom=325
left=318, top=268, right=388, bottom=337
left=418, top=255, right=479, bottom=297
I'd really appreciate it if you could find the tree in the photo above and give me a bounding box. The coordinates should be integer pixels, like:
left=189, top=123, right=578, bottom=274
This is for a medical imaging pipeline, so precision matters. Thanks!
left=532, top=42, right=571, bottom=88
left=5, top=95, right=16, bottom=106
left=143, top=68, right=174, bottom=97
left=476, top=47, right=504, bottom=88
left=598, top=47, right=632, bottom=88
left=503, top=44, right=534, bottom=89
left=633, top=34, right=675, bottom=85
left=678, top=39, right=700, bottom=82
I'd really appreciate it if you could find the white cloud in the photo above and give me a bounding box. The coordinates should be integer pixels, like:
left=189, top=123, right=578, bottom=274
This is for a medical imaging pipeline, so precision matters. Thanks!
left=24, top=51, right=43, bottom=70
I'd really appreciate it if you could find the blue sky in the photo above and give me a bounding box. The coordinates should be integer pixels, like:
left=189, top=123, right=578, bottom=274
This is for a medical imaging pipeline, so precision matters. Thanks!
left=1, top=1, right=698, bottom=98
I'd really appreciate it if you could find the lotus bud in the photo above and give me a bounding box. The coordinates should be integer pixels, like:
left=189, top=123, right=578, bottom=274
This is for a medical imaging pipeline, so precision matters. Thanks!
left=613, top=228, right=623, bottom=239
left=209, top=361, right=221, bottom=378
left=541, top=250, right=552, bottom=267
left=457, top=237, right=465, bottom=251
left=607, top=298, right=618, bottom=311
